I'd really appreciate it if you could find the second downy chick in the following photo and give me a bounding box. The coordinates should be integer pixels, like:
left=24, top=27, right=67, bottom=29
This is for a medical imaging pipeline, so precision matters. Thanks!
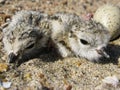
left=50, top=12, right=110, bottom=62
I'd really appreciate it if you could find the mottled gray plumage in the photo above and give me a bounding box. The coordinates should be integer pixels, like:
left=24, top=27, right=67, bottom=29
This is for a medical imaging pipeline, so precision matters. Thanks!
left=2, top=10, right=51, bottom=63
left=2, top=11, right=110, bottom=63
left=50, top=13, right=110, bottom=62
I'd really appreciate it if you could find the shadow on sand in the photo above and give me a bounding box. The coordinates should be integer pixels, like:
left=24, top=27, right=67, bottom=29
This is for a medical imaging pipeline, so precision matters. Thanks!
left=16, top=47, right=61, bottom=66
left=100, top=44, right=120, bottom=64
left=16, top=44, right=120, bottom=66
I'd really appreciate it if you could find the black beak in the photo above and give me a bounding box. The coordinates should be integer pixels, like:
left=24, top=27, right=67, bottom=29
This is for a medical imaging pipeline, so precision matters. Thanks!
left=96, top=47, right=110, bottom=58
left=8, top=53, right=17, bottom=63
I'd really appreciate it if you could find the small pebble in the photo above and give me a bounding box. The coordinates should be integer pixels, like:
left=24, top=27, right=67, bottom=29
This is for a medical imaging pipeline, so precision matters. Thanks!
left=0, top=63, right=8, bottom=72
left=102, top=75, right=120, bottom=87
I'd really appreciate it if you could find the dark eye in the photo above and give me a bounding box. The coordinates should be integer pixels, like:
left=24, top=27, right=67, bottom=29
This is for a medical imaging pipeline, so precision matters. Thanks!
left=80, top=39, right=89, bottom=45
left=25, top=43, right=34, bottom=49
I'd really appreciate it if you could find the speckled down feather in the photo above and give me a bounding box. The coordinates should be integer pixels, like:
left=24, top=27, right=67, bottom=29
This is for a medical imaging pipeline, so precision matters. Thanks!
left=2, top=10, right=110, bottom=63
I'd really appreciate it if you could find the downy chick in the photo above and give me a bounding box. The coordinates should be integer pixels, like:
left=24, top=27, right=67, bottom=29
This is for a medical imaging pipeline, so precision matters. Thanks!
left=2, top=10, right=52, bottom=63
left=50, top=12, right=110, bottom=62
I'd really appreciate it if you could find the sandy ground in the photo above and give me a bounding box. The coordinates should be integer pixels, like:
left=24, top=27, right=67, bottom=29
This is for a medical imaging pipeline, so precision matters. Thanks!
left=0, top=0, right=120, bottom=90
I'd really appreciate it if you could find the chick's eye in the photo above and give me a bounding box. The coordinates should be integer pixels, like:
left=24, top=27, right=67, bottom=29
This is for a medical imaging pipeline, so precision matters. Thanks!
left=80, top=39, right=89, bottom=45
left=25, top=43, right=34, bottom=49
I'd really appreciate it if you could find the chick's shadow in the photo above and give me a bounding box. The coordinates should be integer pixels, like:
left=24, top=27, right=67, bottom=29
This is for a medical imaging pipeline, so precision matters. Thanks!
left=100, top=44, right=120, bottom=64
left=17, top=47, right=62, bottom=66
left=17, top=44, right=120, bottom=66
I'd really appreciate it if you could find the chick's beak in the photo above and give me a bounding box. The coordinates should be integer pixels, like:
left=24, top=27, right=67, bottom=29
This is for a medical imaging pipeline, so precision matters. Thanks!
left=96, top=47, right=110, bottom=58
left=8, top=52, right=17, bottom=63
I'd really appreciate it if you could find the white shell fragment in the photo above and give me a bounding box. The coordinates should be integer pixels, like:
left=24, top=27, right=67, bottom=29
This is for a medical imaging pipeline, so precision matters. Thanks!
left=93, top=4, right=120, bottom=40
left=0, top=81, right=12, bottom=88
left=102, top=75, right=120, bottom=87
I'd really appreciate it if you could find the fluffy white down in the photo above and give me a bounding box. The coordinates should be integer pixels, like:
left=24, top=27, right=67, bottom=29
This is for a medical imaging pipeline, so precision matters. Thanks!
left=68, top=37, right=102, bottom=62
